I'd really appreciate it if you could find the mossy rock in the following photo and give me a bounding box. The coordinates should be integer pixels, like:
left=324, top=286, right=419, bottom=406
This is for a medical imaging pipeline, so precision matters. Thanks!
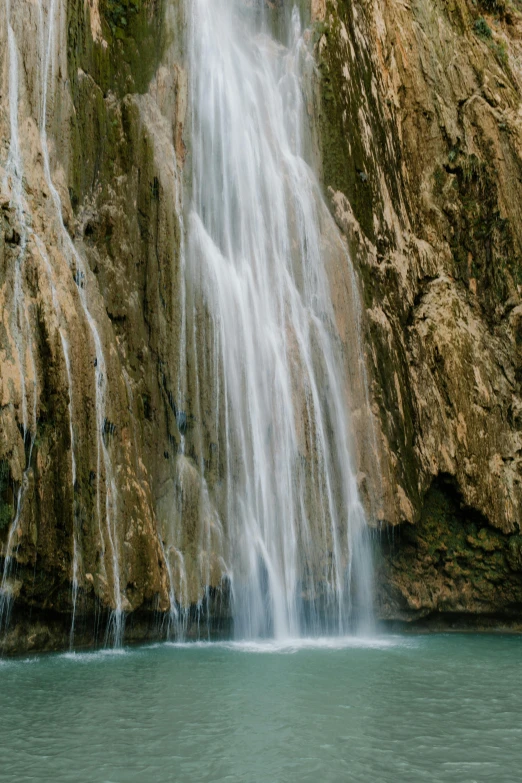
left=440, top=149, right=522, bottom=320
left=0, top=460, right=14, bottom=533
left=381, top=475, right=522, bottom=614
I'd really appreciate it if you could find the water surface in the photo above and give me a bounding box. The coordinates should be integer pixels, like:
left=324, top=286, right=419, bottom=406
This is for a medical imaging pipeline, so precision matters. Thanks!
left=1, top=634, right=520, bottom=782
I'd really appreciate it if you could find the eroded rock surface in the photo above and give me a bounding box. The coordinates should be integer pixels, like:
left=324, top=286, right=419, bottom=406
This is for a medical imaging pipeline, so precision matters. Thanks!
left=0, top=0, right=191, bottom=652
left=315, top=0, right=522, bottom=624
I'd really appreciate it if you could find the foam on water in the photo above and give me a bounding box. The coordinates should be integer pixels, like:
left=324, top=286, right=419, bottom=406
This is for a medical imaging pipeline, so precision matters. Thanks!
left=51, top=635, right=413, bottom=665
left=0, top=656, right=41, bottom=669
left=163, top=635, right=404, bottom=654
left=60, top=648, right=129, bottom=664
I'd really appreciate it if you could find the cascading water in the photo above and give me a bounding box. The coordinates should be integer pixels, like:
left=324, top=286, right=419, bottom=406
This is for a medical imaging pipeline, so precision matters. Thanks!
left=0, top=0, right=39, bottom=634
left=184, top=0, right=374, bottom=639
left=1, top=0, right=375, bottom=649
left=1, top=0, right=125, bottom=648
left=37, top=0, right=125, bottom=647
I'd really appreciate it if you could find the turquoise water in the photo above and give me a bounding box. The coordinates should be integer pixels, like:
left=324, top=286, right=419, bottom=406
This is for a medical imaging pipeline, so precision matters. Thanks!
left=1, top=635, right=520, bottom=782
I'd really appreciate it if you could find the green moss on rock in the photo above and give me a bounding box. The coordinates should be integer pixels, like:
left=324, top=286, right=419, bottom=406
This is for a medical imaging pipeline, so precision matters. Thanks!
left=0, top=460, right=14, bottom=532
left=379, top=475, right=522, bottom=619
left=443, top=150, right=521, bottom=319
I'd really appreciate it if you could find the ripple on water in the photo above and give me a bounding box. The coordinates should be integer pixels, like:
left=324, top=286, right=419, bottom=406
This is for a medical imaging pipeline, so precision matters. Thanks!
left=0, top=656, right=41, bottom=668
left=0, top=634, right=520, bottom=783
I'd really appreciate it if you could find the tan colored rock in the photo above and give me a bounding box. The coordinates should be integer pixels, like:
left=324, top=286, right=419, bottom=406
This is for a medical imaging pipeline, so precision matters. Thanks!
left=311, top=0, right=327, bottom=22
left=314, top=0, right=522, bottom=623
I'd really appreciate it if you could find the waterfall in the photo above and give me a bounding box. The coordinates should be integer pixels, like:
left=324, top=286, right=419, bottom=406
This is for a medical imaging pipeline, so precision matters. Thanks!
left=184, top=0, right=374, bottom=638
left=37, top=0, right=125, bottom=647
left=1, top=0, right=125, bottom=647
left=1, top=0, right=375, bottom=649
left=0, top=0, right=39, bottom=634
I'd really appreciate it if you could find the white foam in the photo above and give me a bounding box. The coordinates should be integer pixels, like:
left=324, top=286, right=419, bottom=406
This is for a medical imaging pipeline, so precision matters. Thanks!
left=163, top=635, right=406, bottom=654
left=0, top=656, right=41, bottom=669
left=60, top=648, right=128, bottom=663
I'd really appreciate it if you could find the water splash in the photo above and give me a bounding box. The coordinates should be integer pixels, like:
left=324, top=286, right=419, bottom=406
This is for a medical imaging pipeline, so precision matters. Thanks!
left=184, top=0, right=374, bottom=638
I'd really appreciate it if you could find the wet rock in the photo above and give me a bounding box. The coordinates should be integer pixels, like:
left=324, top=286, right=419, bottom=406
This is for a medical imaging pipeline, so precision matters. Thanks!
left=314, top=0, right=522, bottom=623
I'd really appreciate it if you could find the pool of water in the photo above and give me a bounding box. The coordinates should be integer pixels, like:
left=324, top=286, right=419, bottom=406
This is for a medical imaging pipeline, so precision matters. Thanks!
left=1, top=634, right=520, bottom=782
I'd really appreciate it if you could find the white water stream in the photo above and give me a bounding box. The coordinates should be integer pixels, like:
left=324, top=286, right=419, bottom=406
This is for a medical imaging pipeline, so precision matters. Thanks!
left=37, top=0, right=124, bottom=646
left=0, top=0, right=39, bottom=633
left=1, top=0, right=124, bottom=646
left=184, top=0, right=373, bottom=638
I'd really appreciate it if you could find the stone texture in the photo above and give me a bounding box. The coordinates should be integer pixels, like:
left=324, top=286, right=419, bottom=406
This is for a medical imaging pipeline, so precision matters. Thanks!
left=314, top=0, right=522, bottom=624
left=0, top=0, right=185, bottom=650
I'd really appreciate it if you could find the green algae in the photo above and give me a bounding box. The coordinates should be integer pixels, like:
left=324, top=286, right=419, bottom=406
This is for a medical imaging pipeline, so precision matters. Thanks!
left=0, top=460, right=14, bottom=532
left=441, top=149, right=522, bottom=318
left=384, top=476, right=522, bottom=610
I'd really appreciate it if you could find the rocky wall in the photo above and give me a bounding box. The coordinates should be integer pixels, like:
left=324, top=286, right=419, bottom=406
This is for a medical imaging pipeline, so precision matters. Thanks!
left=313, top=0, right=522, bottom=624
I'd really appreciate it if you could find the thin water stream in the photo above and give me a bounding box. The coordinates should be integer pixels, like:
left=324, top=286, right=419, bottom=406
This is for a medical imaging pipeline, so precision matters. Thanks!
left=0, top=0, right=39, bottom=633
left=1, top=0, right=125, bottom=646
left=37, top=0, right=124, bottom=646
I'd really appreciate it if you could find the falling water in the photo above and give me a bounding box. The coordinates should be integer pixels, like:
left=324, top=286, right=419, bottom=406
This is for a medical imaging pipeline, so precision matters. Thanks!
left=2, top=0, right=375, bottom=648
left=36, top=0, right=125, bottom=646
left=1, top=0, right=124, bottom=647
left=0, top=0, right=38, bottom=634
left=185, top=0, right=374, bottom=638
left=62, top=334, right=79, bottom=649
left=32, top=232, right=79, bottom=646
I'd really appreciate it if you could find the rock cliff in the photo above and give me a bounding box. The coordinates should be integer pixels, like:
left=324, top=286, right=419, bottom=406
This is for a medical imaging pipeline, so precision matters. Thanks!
left=314, top=0, right=522, bottom=626
left=1, top=0, right=191, bottom=651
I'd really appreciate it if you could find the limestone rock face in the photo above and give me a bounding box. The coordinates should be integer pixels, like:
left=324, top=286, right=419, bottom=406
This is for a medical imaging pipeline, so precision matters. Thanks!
left=0, top=0, right=192, bottom=652
left=315, top=0, right=522, bottom=623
